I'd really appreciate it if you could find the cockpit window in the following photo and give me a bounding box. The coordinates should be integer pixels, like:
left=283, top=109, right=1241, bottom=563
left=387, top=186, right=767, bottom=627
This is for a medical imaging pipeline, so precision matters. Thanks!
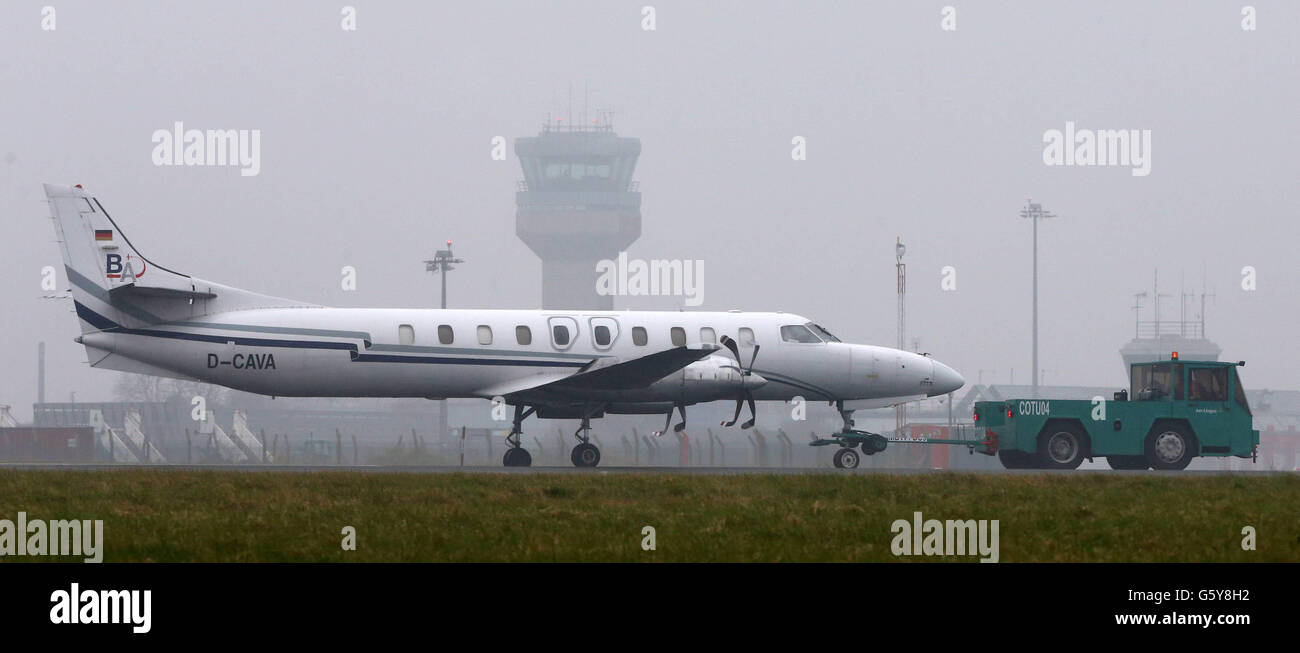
left=780, top=324, right=823, bottom=343
left=806, top=322, right=841, bottom=342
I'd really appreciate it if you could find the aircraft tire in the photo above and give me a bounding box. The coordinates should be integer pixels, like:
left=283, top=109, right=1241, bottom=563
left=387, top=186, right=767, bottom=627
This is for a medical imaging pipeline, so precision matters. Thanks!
left=572, top=443, right=600, bottom=468
left=503, top=447, right=532, bottom=467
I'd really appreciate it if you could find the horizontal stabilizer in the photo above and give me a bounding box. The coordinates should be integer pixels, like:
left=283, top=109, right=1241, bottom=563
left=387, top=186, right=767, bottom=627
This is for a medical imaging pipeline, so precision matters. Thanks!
left=109, top=283, right=217, bottom=301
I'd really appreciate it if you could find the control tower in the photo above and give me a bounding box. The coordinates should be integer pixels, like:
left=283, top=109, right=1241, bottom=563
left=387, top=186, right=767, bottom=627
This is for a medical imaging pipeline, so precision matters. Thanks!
left=515, top=115, right=641, bottom=309
left=1119, top=272, right=1221, bottom=370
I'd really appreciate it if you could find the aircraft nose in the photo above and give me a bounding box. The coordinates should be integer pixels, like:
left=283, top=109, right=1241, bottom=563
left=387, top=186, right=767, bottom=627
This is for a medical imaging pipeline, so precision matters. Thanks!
left=929, top=361, right=965, bottom=396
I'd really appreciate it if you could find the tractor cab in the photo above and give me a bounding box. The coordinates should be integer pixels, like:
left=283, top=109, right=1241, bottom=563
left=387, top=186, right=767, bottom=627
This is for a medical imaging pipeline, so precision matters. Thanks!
left=1128, top=354, right=1251, bottom=415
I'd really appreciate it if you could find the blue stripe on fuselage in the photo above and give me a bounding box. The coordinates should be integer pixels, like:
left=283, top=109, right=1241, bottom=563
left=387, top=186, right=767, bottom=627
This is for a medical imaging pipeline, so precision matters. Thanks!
left=73, top=301, right=587, bottom=368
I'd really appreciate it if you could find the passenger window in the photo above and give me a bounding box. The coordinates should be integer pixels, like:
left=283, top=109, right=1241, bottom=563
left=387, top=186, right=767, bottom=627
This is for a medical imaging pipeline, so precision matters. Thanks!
left=780, top=324, right=822, bottom=343
left=738, top=327, right=756, bottom=346
left=477, top=325, right=493, bottom=345
left=632, top=326, right=647, bottom=346
left=398, top=324, right=415, bottom=345
left=438, top=325, right=454, bottom=345
left=553, top=325, right=570, bottom=346
left=670, top=327, right=686, bottom=347
left=516, top=325, right=532, bottom=345
left=1189, top=367, right=1228, bottom=402
left=594, top=325, right=611, bottom=347
left=700, top=327, right=716, bottom=344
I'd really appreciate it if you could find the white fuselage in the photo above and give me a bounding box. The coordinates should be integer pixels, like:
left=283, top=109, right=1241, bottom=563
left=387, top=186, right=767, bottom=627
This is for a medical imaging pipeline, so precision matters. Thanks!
left=78, top=307, right=961, bottom=407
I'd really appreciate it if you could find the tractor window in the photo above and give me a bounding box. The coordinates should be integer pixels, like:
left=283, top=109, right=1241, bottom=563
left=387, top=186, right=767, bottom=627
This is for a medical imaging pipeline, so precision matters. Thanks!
left=1189, top=367, right=1228, bottom=402
left=1130, top=365, right=1147, bottom=396
left=1231, top=368, right=1251, bottom=415
left=1132, top=364, right=1173, bottom=400
left=1149, top=364, right=1171, bottom=398
left=1172, top=363, right=1184, bottom=400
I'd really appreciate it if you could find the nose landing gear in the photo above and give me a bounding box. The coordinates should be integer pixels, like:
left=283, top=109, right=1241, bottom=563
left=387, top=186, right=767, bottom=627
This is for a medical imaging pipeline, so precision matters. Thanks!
left=812, top=406, right=887, bottom=470
left=832, top=447, right=861, bottom=469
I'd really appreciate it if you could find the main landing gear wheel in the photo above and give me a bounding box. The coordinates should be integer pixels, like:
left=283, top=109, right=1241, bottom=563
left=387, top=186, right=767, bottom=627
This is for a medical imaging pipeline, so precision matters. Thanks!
left=571, top=443, right=600, bottom=468
left=833, top=447, right=860, bottom=469
left=503, top=447, right=532, bottom=467
left=570, top=414, right=601, bottom=467
left=502, top=404, right=537, bottom=468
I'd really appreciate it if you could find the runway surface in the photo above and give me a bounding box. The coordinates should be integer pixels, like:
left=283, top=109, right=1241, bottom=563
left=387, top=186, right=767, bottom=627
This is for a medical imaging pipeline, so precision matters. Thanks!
left=0, top=463, right=1285, bottom=476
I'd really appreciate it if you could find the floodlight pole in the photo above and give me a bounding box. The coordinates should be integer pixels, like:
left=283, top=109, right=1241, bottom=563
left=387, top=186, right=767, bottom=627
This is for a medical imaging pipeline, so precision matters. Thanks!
left=1020, top=201, right=1057, bottom=398
left=425, top=241, right=464, bottom=309
left=895, top=237, right=906, bottom=437
left=424, top=241, right=464, bottom=446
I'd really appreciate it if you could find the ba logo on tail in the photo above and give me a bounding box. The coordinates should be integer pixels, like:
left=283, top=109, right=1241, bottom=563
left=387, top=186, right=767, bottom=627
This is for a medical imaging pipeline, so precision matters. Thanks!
left=106, top=253, right=145, bottom=279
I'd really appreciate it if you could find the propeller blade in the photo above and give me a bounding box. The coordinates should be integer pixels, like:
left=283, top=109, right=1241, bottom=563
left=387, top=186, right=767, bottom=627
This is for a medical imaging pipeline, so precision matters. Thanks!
left=654, top=407, right=672, bottom=436
left=721, top=397, right=742, bottom=427
left=746, top=345, right=761, bottom=374
left=720, top=335, right=740, bottom=360
left=673, top=403, right=687, bottom=432
left=740, top=391, right=757, bottom=430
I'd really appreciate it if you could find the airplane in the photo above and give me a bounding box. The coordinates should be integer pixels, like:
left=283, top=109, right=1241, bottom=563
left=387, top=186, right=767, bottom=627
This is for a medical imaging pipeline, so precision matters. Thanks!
left=44, top=183, right=964, bottom=468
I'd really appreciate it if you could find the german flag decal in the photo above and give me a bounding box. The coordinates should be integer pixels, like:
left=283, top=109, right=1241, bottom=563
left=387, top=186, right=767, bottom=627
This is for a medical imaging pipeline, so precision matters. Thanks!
left=94, top=229, right=113, bottom=241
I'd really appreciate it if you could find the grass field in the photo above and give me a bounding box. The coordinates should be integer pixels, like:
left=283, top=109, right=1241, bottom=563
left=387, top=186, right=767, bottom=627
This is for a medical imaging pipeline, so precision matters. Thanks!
left=0, top=470, right=1296, bottom=562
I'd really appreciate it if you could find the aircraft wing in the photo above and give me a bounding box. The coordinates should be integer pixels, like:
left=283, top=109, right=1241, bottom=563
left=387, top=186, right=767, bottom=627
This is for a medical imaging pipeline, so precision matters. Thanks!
left=478, top=345, right=719, bottom=400
left=472, top=372, right=578, bottom=399
left=546, top=344, right=719, bottom=391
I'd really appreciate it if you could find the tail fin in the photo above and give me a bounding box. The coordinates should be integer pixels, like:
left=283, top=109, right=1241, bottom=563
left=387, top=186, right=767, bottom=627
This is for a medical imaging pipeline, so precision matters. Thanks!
left=45, top=183, right=313, bottom=335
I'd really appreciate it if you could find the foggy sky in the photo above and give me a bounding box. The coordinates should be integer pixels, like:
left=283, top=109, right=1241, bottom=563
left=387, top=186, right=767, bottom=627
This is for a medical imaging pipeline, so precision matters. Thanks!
left=2, top=1, right=1298, bottom=420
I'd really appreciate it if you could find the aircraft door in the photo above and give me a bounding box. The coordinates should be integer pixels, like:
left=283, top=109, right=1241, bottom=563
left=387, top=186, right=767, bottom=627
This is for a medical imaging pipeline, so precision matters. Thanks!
left=547, top=316, right=579, bottom=351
